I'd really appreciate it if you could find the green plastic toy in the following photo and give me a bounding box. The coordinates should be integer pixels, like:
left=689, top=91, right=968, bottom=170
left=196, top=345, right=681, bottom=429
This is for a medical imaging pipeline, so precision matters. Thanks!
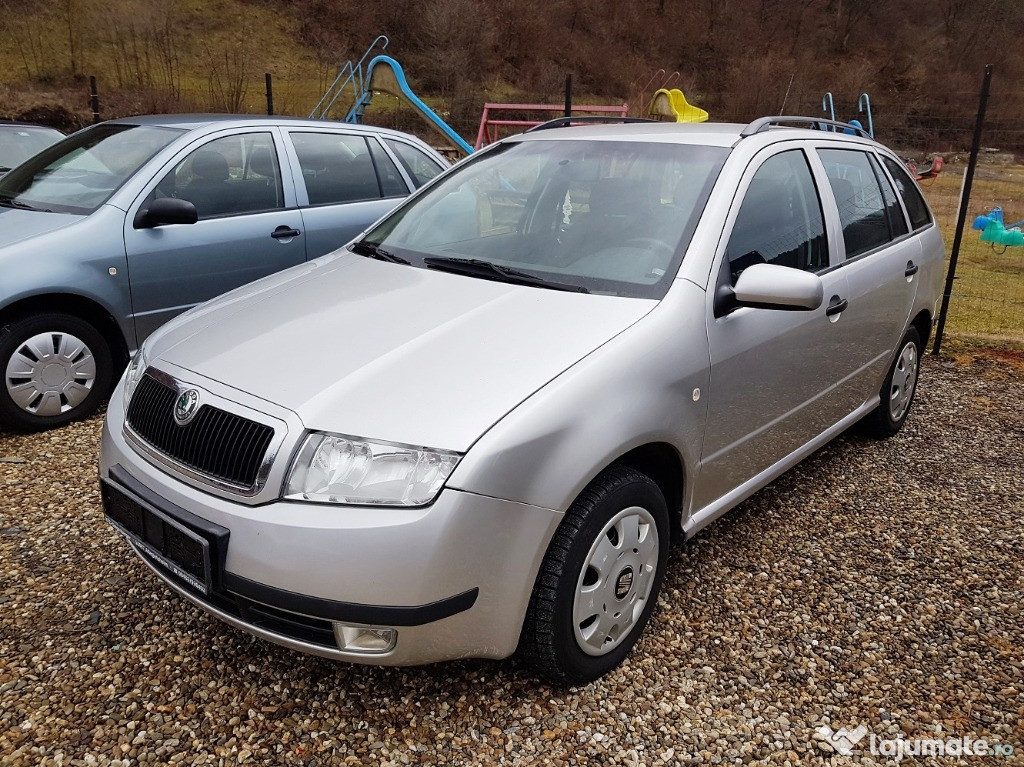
left=973, top=208, right=1024, bottom=250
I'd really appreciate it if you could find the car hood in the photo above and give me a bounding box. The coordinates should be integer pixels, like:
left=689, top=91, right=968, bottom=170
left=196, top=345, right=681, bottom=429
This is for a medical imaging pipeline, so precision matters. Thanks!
left=0, top=207, right=83, bottom=248
left=154, top=253, right=655, bottom=451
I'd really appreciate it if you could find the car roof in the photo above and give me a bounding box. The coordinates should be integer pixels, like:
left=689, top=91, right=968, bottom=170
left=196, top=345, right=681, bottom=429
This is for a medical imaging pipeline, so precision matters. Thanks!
left=509, top=119, right=882, bottom=150
left=105, top=114, right=420, bottom=140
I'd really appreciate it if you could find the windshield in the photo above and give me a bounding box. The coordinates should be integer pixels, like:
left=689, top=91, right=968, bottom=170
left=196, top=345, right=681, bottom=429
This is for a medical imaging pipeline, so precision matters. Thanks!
left=360, top=138, right=728, bottom=298
left=0, top=124, right=183, bottom=214
left=0, top=126, right=63, bottom=172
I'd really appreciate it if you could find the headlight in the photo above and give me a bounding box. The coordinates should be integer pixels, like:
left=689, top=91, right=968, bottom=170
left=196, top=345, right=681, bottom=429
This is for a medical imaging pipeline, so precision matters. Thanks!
left=285, top=433, right=461, bottom=507
left=123, top=343, right=148, bottom=404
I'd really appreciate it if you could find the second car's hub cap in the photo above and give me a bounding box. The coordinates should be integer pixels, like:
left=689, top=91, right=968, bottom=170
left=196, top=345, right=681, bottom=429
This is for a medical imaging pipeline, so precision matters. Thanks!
left=5, top=332, right=97, bottom=417
left=573, top=505, right=659, bottom=657
left=889, top=341, right=918, bottom=422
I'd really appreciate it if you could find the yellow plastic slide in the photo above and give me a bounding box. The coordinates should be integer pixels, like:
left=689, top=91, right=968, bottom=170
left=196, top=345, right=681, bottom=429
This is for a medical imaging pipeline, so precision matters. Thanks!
left=648, top=89, right=708, bottom=123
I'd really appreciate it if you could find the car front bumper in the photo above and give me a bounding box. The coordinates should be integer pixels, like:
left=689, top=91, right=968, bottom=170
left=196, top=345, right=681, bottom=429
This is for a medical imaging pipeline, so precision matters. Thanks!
left=100, top=399, right=562, bottom=666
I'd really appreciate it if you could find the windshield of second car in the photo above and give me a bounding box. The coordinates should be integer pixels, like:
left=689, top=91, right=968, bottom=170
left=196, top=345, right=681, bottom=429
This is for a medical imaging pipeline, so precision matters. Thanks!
left=360, top=138, right=728, bottom=298
left=0, top=124, right=183, bottom=214
left=0, top=127, right=63, bottom=171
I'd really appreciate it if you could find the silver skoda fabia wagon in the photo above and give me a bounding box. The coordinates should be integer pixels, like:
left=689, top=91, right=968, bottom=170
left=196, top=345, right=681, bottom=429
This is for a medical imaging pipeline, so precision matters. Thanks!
left=101, top=117, right=944, bottom=682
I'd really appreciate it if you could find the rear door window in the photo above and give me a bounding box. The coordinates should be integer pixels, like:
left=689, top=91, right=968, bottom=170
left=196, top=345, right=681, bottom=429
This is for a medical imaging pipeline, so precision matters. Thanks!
left=880, top=155, right=932, bottom=230
left=870, top=154, right=908, bottom=238
left=818, top=148, right=895, bottom=259
left=291, top=133, right=391, bottom=205
left=367, top=138, right=409, bottom=197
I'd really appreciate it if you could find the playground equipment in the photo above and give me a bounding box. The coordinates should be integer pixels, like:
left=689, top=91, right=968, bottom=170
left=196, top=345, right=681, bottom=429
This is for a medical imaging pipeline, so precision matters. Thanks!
left=648, top=89, right=708, bottom=122
left=474, top=103, right=629, bottom=150
left=822, top=92, right=836, bottom=122
left=905, top=155, right=944, bottom=182
left=629, top=70, right=679, bottom=118
left=972, top=207, right=1024, bottom=251
left=821, top=92, right=874, bottom=138
left=310, top=36, right=474, bottom=156
left=857, top=93, right=874, bottom=138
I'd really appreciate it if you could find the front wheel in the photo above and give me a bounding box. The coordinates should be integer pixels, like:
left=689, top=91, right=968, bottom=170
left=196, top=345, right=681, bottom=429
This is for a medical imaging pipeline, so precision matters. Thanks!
left=861, top=326, right=921, bottom=439
left=520, top=465, right=670, bottom=684
left=0, top=313, right=114, bottom=432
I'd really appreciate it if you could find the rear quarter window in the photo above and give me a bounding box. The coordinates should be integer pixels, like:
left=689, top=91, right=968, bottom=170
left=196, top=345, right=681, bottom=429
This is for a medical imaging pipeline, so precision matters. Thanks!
left=880, top=155, right=932, bottom=230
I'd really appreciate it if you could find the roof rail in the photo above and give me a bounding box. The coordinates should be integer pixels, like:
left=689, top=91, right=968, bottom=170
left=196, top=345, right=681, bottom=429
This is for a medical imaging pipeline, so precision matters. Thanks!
left=740, top=116, right=873, bottom=139
left=525, top=116, right=658, bottom=133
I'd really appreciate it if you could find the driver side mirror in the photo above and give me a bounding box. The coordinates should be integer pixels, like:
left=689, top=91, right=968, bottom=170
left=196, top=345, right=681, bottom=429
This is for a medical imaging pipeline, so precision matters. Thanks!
left=135, top=197, right=198, bottom=229
left=731, top=263, right=824, bottom=311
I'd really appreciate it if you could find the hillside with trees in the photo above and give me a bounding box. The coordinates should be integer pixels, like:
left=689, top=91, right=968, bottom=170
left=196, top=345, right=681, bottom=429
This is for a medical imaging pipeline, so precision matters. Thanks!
left=1, top=0, right=1021, bottom=152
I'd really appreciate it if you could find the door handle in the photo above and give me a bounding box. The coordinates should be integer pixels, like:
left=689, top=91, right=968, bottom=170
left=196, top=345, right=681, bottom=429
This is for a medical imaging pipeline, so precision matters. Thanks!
left=905, top=260, right=919, bottom=277
left=271, top=226, right=301, bottom=239
left=825, top=296, right=849, bottom=317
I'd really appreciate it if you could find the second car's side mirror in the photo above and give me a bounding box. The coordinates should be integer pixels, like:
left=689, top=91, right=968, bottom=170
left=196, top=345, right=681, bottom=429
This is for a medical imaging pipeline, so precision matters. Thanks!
left=135, top=197, right=198, bottom=228
left=731, top=263, right=824, bottom=311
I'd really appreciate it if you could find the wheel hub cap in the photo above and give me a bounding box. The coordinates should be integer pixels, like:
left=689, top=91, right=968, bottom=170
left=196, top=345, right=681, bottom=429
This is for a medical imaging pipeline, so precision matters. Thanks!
left=889, top=340, right=918, bottom=422
left=5, top=332, right=97, bottom=417
left=573, top=505, right=659, bottom=657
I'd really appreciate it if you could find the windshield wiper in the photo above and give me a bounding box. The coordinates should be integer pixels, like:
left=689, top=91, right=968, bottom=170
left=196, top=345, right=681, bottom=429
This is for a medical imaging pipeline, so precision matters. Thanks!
left=0, top=196, right=50, bottom=212
left=423, top=257, right=589, bottom=293
left=350, top=241, right=409, bottom=264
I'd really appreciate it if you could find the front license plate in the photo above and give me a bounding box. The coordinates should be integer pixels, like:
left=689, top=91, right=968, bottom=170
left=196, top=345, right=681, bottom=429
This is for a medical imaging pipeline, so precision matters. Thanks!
left=102, top=482, right=213, bottom=595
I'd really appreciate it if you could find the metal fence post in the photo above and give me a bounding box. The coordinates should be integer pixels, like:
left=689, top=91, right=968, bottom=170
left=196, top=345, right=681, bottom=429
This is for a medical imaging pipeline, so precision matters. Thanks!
left=932, top=64, right=993, bottom=355
left=89, top=76, right=100, bottom=124
left=265, top=73, right=274, bottom=116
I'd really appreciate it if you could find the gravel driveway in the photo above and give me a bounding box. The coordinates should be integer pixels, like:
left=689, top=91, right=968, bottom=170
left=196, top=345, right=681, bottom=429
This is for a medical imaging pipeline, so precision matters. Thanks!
left=2, top=350, right=1022, bottom=766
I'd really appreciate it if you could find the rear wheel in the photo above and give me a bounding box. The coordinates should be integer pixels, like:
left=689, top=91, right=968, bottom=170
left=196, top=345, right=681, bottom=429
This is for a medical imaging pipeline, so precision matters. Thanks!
left=0, top=313, right=113, bottom=432
left=520, top=465, right=669, bottom=684
left=861, top=326, right=921, bottom=438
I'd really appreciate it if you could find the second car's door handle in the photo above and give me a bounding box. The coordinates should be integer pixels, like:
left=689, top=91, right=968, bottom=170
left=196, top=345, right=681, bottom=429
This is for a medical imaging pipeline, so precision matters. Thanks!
left=905, top=260, right=919, bottom=277
left=271, top=226, right=301, bottom=239
left=825, top=296, right=849, bottom=317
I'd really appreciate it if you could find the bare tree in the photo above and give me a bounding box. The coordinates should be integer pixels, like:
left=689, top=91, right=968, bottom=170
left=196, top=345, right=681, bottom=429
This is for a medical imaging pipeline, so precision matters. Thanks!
left=2, top=0, right=49, bottom=79
left=206, top=37, right=252, bottom=113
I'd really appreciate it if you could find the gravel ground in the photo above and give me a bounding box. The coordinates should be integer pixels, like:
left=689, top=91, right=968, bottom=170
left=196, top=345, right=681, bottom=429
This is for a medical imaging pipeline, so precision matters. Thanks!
left=1, top=349, right=1022, bottom=766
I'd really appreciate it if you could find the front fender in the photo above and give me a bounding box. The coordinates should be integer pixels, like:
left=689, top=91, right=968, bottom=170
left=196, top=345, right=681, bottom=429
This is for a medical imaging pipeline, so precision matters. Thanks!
left=446, top=279, right=711, bottom=521
left=0, top=205, right=132, bottom=346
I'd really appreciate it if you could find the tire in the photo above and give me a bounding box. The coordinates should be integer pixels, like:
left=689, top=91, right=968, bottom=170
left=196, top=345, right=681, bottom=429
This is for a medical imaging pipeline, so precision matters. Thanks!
left=0, top=313, right=114, bottom=432
left=861, top=326, right=922, bottom=439
left=520, top=465, right=670, bottom=684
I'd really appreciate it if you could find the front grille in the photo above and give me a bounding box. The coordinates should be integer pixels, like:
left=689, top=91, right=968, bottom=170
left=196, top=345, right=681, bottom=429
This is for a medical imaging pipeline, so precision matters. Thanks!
left=126, top=374, right=275, bottom=490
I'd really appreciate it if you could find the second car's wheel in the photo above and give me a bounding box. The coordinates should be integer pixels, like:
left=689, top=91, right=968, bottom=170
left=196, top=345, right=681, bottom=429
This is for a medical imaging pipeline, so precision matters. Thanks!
left=520, top=465, right=670, bottom=684
left=861, top=326, right=922, bottom=439
left=0, top=313, right=114, bottom=432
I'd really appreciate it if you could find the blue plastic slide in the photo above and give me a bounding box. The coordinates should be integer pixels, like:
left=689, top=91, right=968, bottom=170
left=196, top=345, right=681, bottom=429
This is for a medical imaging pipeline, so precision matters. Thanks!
left=346, top=56, right=474, bottom=155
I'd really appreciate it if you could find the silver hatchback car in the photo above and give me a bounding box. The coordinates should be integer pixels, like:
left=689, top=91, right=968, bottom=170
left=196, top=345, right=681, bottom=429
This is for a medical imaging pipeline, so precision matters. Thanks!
left=100, top=117, right=944, bottom=682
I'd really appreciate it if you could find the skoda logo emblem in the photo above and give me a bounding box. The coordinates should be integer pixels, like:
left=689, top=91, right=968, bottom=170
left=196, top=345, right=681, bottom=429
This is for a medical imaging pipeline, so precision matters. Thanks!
left=615, top=567, right=634, bottom=600
left=173, top=389, right=200, bottom=425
